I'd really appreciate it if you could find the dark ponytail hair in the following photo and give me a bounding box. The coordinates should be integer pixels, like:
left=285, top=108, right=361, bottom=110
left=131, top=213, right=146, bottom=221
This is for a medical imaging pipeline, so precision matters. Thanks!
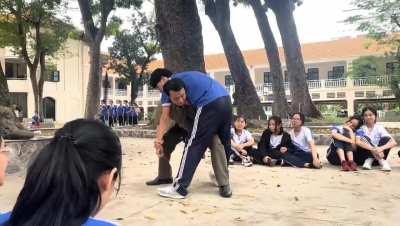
left=7, top=119, right=122, bottom=226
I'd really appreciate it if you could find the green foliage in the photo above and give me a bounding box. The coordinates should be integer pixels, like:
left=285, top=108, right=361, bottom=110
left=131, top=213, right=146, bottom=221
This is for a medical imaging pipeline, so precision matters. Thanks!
left=108, top=10, right=160, bottom=83
left=0, top=0, right=76, bottom=59
left=347, top=56, right=389, bottom=78
left=345, top=0, right=400, bottom=54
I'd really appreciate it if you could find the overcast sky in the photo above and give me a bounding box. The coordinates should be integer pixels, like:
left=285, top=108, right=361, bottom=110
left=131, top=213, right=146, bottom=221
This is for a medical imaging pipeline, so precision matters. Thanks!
left=68, top=0, right=361, bottom=55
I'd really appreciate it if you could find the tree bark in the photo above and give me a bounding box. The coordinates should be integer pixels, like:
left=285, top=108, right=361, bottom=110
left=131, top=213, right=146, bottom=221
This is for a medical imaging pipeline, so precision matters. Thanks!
left=154, top=0, right=206, bottom=72
left=269, top=0, right=321, bottom=118
left=204, top=0, right=266, bottom=119
left=249, top=0, right=290, bottom=118
left=130, top=71, right=139, bottom=104
left=0, top=63, right=11, bottom=107
left=78, top=0, right=114, bottom=119
left=85, top=43, right=102, bottom=119
left=38, top=51, right=46, bottom=118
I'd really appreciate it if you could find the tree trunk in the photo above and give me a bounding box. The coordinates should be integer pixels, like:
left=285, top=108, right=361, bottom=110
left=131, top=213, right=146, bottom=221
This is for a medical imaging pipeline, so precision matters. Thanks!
left=269, top=0, right=321, bottom=118
left=154, top=0, right=206, bottom=72
left=249, top=0, right=290, bottom=118
left=390, top=76, right=400, bottom=103
left=0, top=63, right=11, bottom=106
left=28, top=65, right=40, bottom=116
left=84, top=43, right=102, bottom=119
left=38, top=51, right=46, bottom=118
left=204, top=0, right=266, bottom=119
left=130, top=71, right=139, bottom=104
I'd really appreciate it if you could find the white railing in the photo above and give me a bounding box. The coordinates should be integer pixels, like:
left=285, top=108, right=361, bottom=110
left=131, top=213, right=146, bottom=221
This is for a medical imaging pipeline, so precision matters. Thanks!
left=307, top=80, right=322, bottom=89
left=137, top=90, right=143, bottom=97
left=101, top=88, right=113, bottom=95
left=148, top=90, right=161, bottom=97
left=115, top=89, right=128, bottom=96
left=353, top=76, right=390, bottom=87
left=324, top=79, right=347, bottom=88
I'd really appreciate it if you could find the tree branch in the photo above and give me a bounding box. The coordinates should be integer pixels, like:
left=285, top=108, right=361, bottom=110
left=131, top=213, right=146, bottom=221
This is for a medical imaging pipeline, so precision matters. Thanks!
left=96, top=0, right=115, bottom=43
left=77, top=0, right=97, bottom=42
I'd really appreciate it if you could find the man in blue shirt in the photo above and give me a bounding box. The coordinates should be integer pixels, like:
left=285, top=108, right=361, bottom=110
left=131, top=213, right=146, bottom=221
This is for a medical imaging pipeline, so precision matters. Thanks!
left=150, top=68, right=232, bottom=199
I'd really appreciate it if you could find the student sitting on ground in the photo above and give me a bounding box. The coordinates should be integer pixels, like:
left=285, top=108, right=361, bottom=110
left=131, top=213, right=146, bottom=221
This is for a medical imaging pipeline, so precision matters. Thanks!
left=255, top=116, right=306, bottom=167
left=326, top=115, right=363, bottom=171
left=229, top=115, right=254, bottom=167
left=288, top=112, right=322, bottom=169
left=0, top=119, right=122, bottom=226
left=355, top=106, right=397, bottom=171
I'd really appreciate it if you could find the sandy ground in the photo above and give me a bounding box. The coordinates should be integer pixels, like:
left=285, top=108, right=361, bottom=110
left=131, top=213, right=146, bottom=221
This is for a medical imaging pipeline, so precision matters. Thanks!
left=1, top=138, right=400, bottom=226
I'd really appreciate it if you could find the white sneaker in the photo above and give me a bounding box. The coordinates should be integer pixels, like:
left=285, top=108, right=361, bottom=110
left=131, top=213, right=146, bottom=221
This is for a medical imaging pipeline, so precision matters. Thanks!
left=208, top=171, right=219, bottom=187
left=362, top=158, right=374, bottom=170
left=229, top=154, right=235, bottom=165
left=241, top=156, right=253, bottom=167
left=379, top=159, right=391, bottom=171
left=158, top=186, right=185, bottom=199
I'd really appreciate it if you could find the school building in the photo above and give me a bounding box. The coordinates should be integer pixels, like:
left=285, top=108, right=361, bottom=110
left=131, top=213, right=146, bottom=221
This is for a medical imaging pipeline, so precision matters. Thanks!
left=2, top=35, right=397, bottom=123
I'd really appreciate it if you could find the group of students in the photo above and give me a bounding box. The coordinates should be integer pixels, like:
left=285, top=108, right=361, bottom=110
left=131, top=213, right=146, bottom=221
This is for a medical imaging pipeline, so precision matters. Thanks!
left=229, top=106, right=398, bottom=172
left=98, top=100, right=140, bottom=127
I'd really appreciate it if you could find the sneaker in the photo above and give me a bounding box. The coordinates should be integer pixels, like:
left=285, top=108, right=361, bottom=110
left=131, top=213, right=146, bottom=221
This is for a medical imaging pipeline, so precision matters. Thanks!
left=379, top=159, right=391, bottom=172
left=348, top=161, right=358, bottom=171
left=362, top=158, right=374, bottom=170
left=208, top=171, right=219, bottom=187
left=242, top=156, right=253, bottom=167
left=219, top=184, right=232, bottom=198
left=228, top=154, right=235, bottom=165
left=158, top=186, right=185, bottom=199
left=341, top=161, right=351, bottom=171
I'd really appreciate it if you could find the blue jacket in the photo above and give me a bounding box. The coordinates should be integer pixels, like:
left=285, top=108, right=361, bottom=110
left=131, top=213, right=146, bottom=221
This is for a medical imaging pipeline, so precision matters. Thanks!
left=0, top=212, right=116, bottom=226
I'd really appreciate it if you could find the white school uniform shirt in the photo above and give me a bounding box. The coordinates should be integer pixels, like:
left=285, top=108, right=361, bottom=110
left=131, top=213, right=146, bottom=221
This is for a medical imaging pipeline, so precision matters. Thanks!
left=289, top=126, right=314, bottom=152
left=231, top=128, right=253, bottom=145
left=270, top=134, right=283, bottom=149
left=356, top=124, right=391, bottom=147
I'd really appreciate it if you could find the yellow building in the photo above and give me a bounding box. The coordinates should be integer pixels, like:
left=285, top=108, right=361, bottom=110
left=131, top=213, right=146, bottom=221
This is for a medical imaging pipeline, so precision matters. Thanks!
left=2, top=39, right=91, bottom=123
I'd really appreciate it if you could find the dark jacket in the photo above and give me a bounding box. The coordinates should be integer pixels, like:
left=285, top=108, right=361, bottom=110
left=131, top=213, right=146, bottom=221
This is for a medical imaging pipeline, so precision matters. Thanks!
left=258, top=129, right=294, bottom=157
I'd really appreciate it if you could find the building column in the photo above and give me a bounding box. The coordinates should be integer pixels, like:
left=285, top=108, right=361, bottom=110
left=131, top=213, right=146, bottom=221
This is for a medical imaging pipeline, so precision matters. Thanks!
left=347, top=90, right=355, bottom=116
left=143, top=84, right=149, bottom=119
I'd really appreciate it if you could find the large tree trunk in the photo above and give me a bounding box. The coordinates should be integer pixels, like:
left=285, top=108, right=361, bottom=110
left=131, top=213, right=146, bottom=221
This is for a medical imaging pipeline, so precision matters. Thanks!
left=38, top=51, right=46, bottom=118
left=84, top=43, right=102, bottom=119
left=269, top=0, right=321, bottom=118
left=130, top=71, right=139, bottom=104
left=154, top=0, right=205, bottom=72
left=27, top=63, right=41, bottom=116
left=0, top=63, right=11, bottom=107
left=249, top=0, right=290, bottom=118
left=204, top=0, right=266, bottom=119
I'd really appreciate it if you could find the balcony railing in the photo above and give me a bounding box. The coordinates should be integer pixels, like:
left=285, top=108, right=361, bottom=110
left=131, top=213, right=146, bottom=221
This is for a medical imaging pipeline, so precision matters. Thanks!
left=353, top=76, right=390, bottom=87
left=324, top=79, right=347, bottom=88
left=115, top=89, right=128, bottom=96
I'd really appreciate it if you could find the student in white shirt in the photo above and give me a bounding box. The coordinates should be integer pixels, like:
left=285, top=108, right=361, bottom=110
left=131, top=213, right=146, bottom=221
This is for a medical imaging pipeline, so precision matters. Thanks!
left=355, top=106, right=397, bottom=171
left=288, top=112, right=322, bottom=169
left=327, top=115, right=363, bottom=171
left=229, top=115, right=255, bottom=167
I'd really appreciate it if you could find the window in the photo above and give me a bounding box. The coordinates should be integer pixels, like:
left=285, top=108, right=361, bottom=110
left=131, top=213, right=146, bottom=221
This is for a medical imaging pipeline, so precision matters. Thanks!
left=355, top=91, right=364, bottom=97
left=306, top=68, right=319, bottom=80
left=5, top=60, right=27, bottom=79
left=327, top=93, right=335, bottom=98
left=264, top=72, right=272, bottom=83
left=337, top=92, right=346, bottom=98
left=225, top=74, right=234, bottom=86
left=328, top=66, right=345, bottom=79
left=383, top=90, right=393, bottom=97
left=386, top=62, right=399, bottom=75
left=366, top=91, right=376, bottom=98
left=46, top=70, right=60, bottom=82
left=311, top=93, right=320, bottom=99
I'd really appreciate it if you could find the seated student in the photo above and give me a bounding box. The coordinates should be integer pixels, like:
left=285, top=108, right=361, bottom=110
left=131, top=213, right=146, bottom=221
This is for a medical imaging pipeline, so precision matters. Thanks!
left=229, top=115, right=254, bottom=167
left=326, top=115, right=363, bottom=171
left=0, top=137, right=9, bottom=186
left=31, top=111, right=41, bottom=127
left=255, top=116, right=306, bottom=167
left=355, top=106, right=397, bottom=171
left=0, top=119, right=122, bottom=226
left=288, top=113, right=322, bottom=169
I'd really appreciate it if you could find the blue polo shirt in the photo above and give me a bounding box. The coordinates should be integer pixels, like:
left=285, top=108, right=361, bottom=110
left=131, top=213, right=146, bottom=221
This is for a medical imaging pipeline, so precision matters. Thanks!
left=0, top=212, right=117, bottom=226
left=161, top=71, right=228, bottom=108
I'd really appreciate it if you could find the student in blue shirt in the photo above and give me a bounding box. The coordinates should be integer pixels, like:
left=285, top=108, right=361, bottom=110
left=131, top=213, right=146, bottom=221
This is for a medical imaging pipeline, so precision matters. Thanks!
left=0, top=119, right=121, bottom=226
left=116, top=101, right=125, bottom=126
left=150, top=68, right=232, bottom=199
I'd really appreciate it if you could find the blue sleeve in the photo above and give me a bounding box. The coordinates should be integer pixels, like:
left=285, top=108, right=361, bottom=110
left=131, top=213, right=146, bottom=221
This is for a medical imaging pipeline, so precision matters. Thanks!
left=0, top=212, right=11, bottom=224
left=161, top=92, right=171, bottom=106
left=356, top=129, right=365, bottom=137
